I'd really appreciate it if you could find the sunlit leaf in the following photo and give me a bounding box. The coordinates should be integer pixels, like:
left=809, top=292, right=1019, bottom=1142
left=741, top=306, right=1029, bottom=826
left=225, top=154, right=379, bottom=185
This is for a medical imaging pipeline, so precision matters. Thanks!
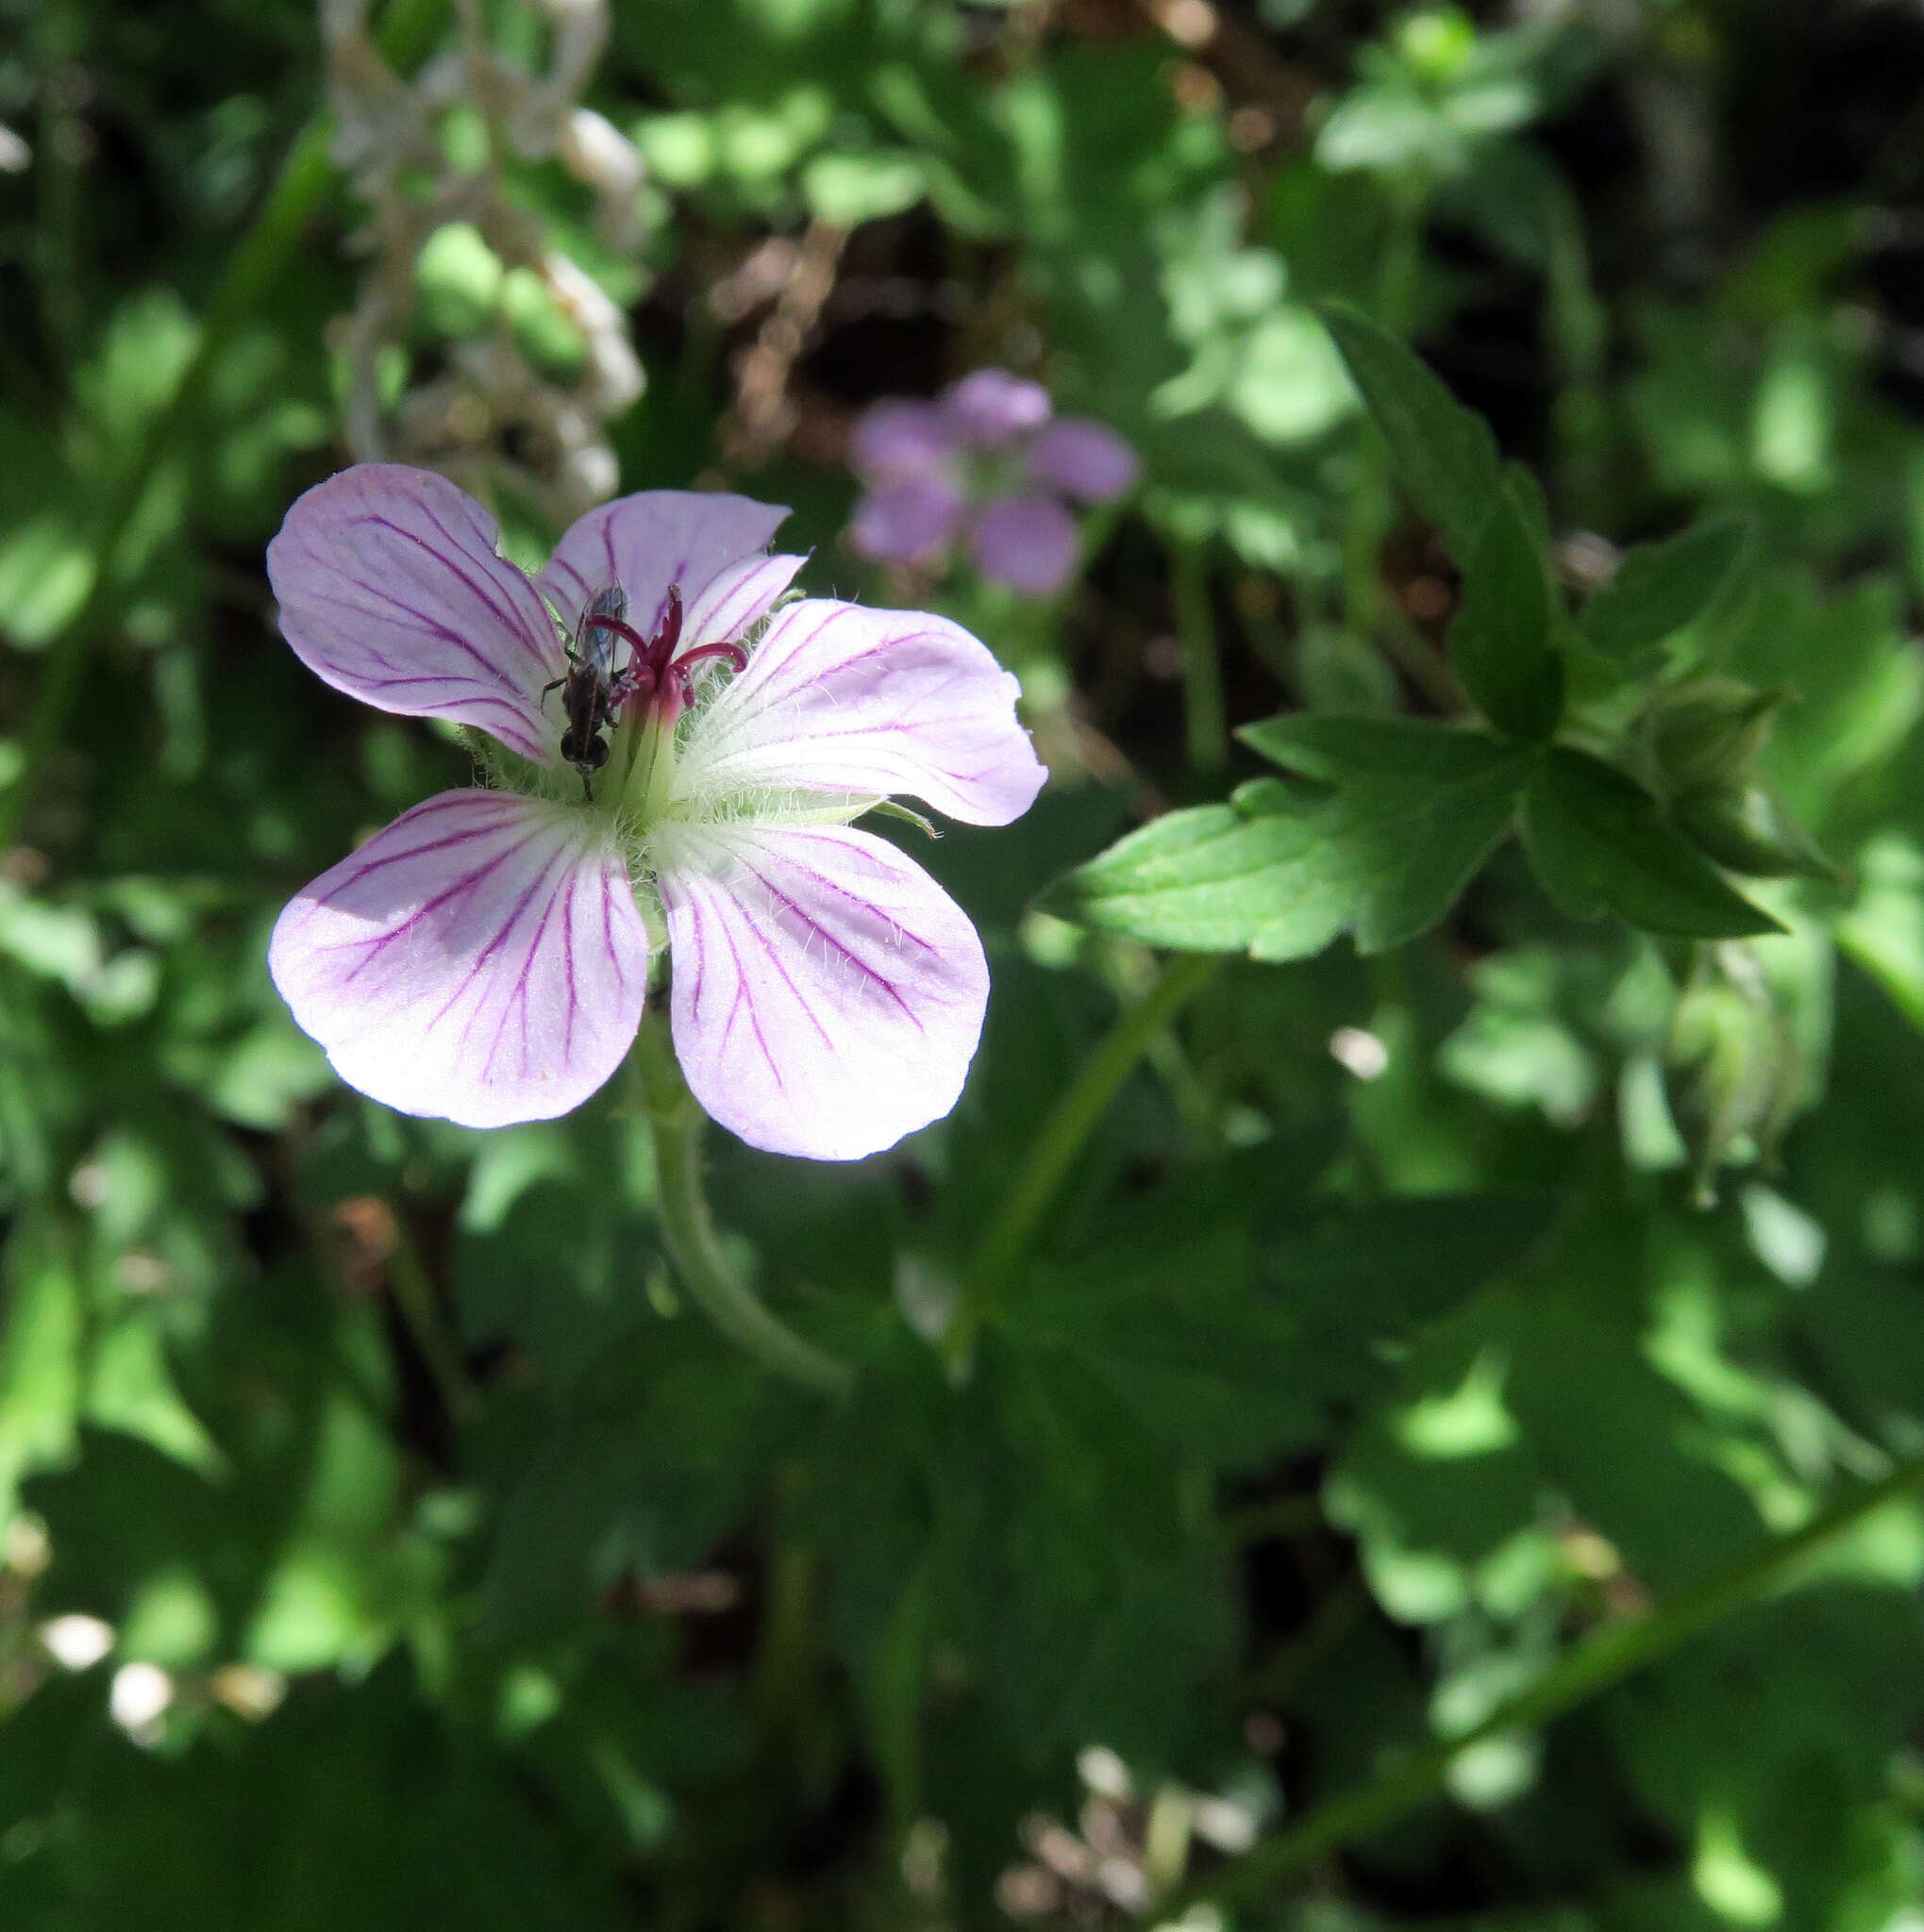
left=1046, top=718, right=1531, bottom=958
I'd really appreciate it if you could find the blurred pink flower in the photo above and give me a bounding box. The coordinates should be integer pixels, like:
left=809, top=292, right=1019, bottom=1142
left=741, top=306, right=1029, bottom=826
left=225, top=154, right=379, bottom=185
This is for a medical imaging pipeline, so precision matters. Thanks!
left=847, top=370, right=1139, bottom=597
left=266, top=464, right=1046, bottom=1158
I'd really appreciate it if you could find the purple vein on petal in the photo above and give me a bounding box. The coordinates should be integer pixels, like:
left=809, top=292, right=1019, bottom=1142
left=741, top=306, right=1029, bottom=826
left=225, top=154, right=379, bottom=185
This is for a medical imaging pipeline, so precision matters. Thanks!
left=560, top=885, right=578, bottom=1065
left=482, top=867, right=562, bottom=1082
left=295, top=581, right=535, bottom=697
left=601, top=870, right=633, bottom=996
left=739, top=906, right=833, bottom=1051
left=425, top=841, right=569, bottom=1041
left=713, top=898, right=793, bottom=1087
left=364, top=508, right=547, bottom=673
left=412, top=495, right=554, bottom=667
left=765, top=843, right=945, bottom=958
left=730, top=851, right=923, bottom=1030
left=676, top=872, right=708, bottom=1014
left=325, top=804, right=519, bottom=889
left=545, top=550, right=592, bottom=613
left=332, top=832, right=546, bottom=981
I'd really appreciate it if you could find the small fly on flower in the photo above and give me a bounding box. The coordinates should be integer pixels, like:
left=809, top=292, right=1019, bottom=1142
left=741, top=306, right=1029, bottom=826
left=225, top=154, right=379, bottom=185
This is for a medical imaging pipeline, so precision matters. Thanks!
left=543, top=584, right=683, bottom=794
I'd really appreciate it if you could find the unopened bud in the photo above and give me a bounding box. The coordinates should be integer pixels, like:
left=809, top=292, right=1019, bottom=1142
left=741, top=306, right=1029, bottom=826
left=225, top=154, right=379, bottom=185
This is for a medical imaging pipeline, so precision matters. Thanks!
left=1673, top=783, right=1834, bottom=880
left=1645, top=677, right=1789, bottom=795
left=1665, top=948, right=1802, bottom=1205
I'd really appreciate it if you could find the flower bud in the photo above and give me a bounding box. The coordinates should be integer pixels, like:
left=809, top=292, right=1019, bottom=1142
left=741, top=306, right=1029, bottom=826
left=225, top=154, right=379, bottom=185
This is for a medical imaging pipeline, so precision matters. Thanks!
left=1643, top=677, right=1789, bottom=795
left=1673, top=782, right=1834, bottom=880
left=1665, top=946, right=1804, bottom=1206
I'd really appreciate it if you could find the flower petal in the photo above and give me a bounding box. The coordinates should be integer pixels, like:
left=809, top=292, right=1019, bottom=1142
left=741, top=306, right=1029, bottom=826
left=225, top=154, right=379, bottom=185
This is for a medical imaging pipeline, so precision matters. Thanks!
left=539, top=490, right=790, bottom=641
left=1028, top=417, right=1141, bottom=502
left=850, top=399, right=958, bottom=481
left=969, top=492, right=1079, bottom=596
left=270, top=791, right=648, bottom=1130
left=943, top=368, right=1051, bottom=446
left=266, top=464, right=563, bottom=763
left=656, top=821, right=988, bottom=1160
left=675, top=599, right=1046, bottom=827
left=680, top=550, right=807, bottom=653
left=848, top=478, right=965, bottom=564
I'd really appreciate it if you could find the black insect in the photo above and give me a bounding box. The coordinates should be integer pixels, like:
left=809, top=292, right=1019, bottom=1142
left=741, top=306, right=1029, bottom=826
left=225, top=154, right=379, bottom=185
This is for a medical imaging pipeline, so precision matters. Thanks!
left=542, top=584, right=682, bottom=796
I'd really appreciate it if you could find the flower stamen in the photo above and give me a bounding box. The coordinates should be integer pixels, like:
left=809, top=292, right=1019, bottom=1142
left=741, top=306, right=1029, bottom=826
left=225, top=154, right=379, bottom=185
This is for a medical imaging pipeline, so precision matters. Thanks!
left=667, top=640, right=750, bottom=706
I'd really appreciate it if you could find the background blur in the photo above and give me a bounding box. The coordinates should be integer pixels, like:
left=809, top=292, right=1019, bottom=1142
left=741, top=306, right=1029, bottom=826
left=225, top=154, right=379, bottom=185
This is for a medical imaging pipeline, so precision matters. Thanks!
left=5, top=0, right=1924, bottom=1925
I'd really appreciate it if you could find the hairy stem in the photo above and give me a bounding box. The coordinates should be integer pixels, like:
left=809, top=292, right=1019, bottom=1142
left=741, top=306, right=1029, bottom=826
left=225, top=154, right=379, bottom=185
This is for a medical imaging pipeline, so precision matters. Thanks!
left=1173, top=1451, right=1924, bottom=1912
left=0, top=0, right=450, bottom=855
left=947, top=953, right=1221, bottom=1365
left=632, top=1024, right=853, bottom=1399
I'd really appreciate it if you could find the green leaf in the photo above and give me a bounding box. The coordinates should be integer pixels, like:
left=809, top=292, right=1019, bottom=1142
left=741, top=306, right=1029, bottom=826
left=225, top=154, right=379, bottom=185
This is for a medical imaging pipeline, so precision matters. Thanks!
left=1578, top=517, right=1751, bottom=666
left=0, top=1657, right=632, bottom=1928
left=1521, top=747, right=1784, bottom=937
left=931, top=1345, right=1234, bottom=1763
left=1008, top=1158, right=1550, bottom=1469
left=1237, top=710, right=1514, bottom=782
left=1319, top=300, right=1503, bottom=558
left=1448, top=487, right=1564, bottom=739
left=802, top=150, right=927, bottom=226
left=1043, top=718, right=1531, bottom=958
left=0, top=1214, right=83, bottom=1507
left=1502, top=458, right=1555, bottom=554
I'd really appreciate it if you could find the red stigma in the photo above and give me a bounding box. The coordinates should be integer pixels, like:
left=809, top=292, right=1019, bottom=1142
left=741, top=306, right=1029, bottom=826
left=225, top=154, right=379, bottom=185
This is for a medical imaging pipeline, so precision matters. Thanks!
left=599, top=583, right=745, bottom=719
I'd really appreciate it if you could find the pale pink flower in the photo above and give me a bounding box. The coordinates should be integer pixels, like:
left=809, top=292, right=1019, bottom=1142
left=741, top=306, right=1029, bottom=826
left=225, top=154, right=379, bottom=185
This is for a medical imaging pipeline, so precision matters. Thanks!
left=265, top=464, right=1046, bottom=1158
left=847, top=370, right=1140, bottom=597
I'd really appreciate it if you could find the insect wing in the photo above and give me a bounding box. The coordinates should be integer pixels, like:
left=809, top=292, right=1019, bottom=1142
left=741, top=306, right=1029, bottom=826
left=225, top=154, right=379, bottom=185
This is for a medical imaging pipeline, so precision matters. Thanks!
left=578, top=584, right=629, bottom=683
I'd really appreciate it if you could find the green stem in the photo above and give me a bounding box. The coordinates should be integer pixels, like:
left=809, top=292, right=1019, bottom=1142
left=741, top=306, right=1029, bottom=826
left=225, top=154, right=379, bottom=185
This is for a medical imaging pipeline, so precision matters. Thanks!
left=383, top=1204, right=480, bottom=1427
left=0, top=0, right=450, bottom=855
left=1170, top=541, right=1228, bottom=776
left=1376, top=173, right=1426, bottom=338
left=1172, top=1451, right=1924, bottom=1912
left=1340, top=437, right=1387, bottom=644
left=947, top=953, right=1221, bottom=1364
left=632, top=1024, right=853, bottom=1399
left=38, top=21, right=87, bottom=375
left=1340, top=174, right=1426, bottom=658
left=750, top=1541, right=819, bottom=1728
left=1543, top=169, right=1610, bottom=526
left=872, top=1552, right=936, bottom=1849
left=1379, top=608, right=1464, bottom=715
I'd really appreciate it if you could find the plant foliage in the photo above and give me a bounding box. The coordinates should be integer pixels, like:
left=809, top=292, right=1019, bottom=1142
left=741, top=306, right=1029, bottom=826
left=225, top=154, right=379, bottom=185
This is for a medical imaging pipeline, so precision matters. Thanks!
left=4, top=1, right=1924, bottom=1926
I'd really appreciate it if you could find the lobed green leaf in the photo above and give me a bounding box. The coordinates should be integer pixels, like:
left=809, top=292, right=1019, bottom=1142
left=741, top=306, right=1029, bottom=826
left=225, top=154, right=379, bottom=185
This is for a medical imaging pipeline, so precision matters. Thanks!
left=1043, top=718, right=1532, bottom=958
